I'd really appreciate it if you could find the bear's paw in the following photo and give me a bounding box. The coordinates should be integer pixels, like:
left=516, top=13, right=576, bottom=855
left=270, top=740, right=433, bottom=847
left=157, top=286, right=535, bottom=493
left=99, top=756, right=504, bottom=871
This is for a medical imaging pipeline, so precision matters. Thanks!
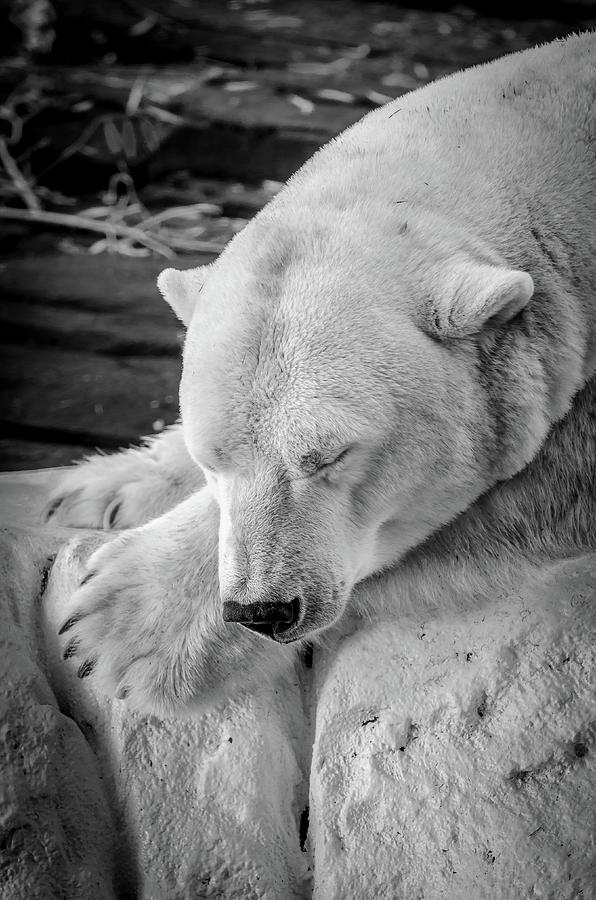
left=57, top=504, right=296, bottom=715
left=44, top=435, right=202, bottom=530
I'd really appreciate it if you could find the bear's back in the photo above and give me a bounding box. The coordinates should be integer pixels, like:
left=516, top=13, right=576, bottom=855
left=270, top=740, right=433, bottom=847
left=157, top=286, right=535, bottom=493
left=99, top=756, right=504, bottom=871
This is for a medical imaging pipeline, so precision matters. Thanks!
left=294, top=32, right=596, bottom=249
left=267, top=33, right=596, bottom=377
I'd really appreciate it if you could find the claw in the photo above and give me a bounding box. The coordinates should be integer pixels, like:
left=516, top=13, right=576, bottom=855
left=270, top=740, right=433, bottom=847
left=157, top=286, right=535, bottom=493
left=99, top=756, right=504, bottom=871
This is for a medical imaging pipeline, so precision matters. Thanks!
left=63, top=638, right=80, bottom=660
left=44, top=497, right=63, bottom=522
left=39, top=555, right=56, bottom=597
left=77, top=659, right=96, bottom=679
left=106, top=500, right=122, bottom=530
left=58, top=614, right=81, bottom=635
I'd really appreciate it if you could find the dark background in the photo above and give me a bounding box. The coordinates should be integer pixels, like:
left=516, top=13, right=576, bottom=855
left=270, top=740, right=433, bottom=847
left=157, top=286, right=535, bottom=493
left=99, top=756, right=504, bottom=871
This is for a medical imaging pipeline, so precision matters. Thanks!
left=1, top=0, right=594, bottom=470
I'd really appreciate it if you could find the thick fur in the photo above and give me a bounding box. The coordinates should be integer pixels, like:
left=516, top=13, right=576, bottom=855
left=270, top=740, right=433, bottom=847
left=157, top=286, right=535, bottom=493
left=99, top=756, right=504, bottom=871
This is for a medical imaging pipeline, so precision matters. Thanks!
left=45, top=425, right=203, bottom=529
left=47, top=34, right=596, bottom=713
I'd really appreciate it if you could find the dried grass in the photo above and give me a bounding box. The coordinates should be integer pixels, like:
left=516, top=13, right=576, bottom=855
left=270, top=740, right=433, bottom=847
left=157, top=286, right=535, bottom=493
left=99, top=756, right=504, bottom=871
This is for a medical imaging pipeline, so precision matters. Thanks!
left=0, top=72, right=225, bottom=258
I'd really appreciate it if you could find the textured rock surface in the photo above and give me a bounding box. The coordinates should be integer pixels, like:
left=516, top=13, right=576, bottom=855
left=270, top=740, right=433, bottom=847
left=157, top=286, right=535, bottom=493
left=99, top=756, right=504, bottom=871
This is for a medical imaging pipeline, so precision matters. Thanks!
left=0, top=469, right=594, bottom=898
left=0, top=527, right=119, bottom=899
left=310, top=558, right=596, bottom=899
left=0, top=471, right=310, bottom=899
left=44, top=537, right=310, bottom=900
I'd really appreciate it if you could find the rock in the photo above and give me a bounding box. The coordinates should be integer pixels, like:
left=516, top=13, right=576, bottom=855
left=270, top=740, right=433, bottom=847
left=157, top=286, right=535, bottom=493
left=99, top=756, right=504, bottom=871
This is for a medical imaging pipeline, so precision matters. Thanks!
left=0, top=471, right=311, bottom=898
left=0, top=526, right=119, bottom=898
left=310, top=558, right=596, bottom=899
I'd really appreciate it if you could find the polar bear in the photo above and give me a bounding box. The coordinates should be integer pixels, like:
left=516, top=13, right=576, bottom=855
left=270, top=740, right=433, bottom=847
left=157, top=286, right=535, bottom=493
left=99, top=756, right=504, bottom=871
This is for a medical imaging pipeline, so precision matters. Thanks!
left=49, top=33, right=596, bottom=714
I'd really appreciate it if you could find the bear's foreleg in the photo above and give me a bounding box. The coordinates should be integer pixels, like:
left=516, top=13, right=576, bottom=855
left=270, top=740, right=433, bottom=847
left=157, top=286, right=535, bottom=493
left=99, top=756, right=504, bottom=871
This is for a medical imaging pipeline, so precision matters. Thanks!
left=45, top=423, right=203, bottom=529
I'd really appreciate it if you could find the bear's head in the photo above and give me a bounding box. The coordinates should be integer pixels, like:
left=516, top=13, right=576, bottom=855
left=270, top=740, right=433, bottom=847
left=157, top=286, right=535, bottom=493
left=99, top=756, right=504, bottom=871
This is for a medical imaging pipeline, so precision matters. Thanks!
left=158, top=212, right=544, bottom=644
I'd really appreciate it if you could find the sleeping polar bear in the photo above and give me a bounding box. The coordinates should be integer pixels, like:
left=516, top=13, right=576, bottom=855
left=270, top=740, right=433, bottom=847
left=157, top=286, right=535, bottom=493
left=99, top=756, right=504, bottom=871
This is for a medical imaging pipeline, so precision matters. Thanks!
left=50, top=33, right=596, bottom=714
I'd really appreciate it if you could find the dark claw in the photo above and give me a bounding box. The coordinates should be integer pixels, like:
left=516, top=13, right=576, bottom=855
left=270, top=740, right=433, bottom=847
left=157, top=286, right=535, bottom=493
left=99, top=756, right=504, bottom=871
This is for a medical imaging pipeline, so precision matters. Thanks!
left=63, top=638, right=80, bottom=660
left=79, top=571, right=96, bottom=587
left=39, top=555, right=56, bottom=597
left=107, top=501, right=121, bottom=529
left=44, top=497, right=63, bottom=521
left=77, top=659, right=96, bottom=679
left=58, top=615, right=81, bottom=635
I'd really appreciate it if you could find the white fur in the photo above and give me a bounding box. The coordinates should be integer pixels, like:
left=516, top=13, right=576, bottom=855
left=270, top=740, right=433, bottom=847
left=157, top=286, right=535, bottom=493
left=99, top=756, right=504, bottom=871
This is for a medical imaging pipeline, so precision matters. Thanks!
left=51, top=34, right=596, bottom=713
left=57, top=489, right=295, bottom=715
left=45, top=425, right=202, bottom=529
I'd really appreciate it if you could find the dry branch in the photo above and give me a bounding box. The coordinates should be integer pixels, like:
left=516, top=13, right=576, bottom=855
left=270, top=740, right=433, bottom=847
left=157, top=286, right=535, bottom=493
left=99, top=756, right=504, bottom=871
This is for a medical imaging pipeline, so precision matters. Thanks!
left=0, top=137, right=41, bottom=211
left=0, top=206, right=226, bottom=257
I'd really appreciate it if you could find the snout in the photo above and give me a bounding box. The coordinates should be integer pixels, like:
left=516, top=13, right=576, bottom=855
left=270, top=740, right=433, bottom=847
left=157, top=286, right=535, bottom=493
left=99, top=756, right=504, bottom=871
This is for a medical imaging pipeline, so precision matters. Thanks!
left=222, top=598, right=301, bottom=642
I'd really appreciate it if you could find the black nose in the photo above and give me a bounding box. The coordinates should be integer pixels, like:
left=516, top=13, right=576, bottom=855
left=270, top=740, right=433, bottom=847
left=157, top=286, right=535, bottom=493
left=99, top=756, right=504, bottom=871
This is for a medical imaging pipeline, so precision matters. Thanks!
left=222, top=598, right=300, bottom=640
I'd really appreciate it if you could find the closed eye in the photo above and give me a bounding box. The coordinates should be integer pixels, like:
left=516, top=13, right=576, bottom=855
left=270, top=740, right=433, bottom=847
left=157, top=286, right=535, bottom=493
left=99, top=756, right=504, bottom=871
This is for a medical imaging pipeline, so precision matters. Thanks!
left=296, top=444, right=355, bottom=478
left=317, top=446, right=352, bottom=472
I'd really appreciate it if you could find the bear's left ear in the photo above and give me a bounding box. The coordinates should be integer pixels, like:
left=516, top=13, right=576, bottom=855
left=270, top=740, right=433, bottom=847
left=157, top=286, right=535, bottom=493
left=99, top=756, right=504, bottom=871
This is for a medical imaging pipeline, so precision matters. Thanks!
left=157, top=265, right=209, bottom=326
left=429, top=261, right=534, bottom=338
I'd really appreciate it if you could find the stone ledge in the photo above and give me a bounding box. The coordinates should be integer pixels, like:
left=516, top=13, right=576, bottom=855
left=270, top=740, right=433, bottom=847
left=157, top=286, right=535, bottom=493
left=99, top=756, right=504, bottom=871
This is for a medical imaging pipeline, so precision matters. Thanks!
left=0, top=471, right=310, bottom=898
left=311, top=556, right=596, bottom=899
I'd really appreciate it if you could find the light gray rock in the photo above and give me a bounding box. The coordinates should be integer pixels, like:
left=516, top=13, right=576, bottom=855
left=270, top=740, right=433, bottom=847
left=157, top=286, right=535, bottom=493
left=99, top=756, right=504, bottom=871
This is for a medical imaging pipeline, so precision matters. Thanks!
left=0, top=472, right=310, bottom=899
left=310, top=557, right=596, bottom=900
left=0, top=527, right=118, bottom=899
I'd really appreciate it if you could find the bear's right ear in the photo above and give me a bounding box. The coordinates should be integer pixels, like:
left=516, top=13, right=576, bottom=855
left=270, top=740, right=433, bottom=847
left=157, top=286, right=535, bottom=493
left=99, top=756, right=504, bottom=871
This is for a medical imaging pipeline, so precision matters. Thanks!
left=427, top=261, right=534, bottom=339
left=157, top=265, right=209, bottom=326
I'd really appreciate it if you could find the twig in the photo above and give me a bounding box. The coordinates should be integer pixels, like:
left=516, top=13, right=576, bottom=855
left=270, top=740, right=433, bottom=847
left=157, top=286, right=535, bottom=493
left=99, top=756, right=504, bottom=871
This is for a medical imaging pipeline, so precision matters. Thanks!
left=81, top=202, right=144, bottom=222
left=156, top=234, right=226, bottom=252
left=0, top=138, right=41, bottom=211
left=126, top=74, right=147, bottom=116
left=0, top=206, right=226, bottom=256
left=136, top=203, right=219, bottom=230
left=0, top=206, right=173, bottom=256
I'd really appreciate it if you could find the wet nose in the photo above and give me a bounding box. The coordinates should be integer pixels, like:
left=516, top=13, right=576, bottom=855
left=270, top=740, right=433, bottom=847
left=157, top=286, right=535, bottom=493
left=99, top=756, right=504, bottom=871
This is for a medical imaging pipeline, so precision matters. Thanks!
left=222, top=598, right=299, bottom=640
